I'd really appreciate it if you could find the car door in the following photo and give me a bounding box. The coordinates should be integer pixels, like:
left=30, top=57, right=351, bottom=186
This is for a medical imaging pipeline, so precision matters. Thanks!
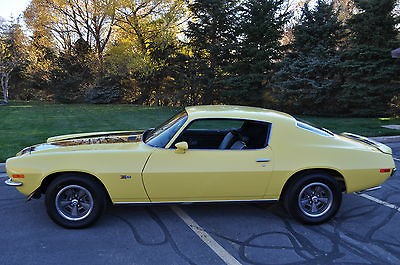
left=142, top=118, right=274, bottom=202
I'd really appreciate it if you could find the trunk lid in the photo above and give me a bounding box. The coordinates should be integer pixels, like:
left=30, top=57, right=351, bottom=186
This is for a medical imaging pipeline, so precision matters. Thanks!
left=341, top=132, right=392, bottom=155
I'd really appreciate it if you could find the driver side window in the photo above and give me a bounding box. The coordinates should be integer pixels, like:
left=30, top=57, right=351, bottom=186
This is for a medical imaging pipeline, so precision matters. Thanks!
left=174, top=119, right=270, bottom=150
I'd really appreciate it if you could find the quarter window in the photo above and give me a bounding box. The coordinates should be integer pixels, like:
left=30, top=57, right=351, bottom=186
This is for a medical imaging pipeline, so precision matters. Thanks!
left=296, top=121, right=333, bottom=137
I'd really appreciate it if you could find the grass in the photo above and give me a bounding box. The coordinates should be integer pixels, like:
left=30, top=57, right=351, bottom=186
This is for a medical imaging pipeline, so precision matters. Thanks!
left=0, top=102, right=180, bottom=162
left=297, top=116, right=400, bottom=137
left=0, top=101, right=399, bottom=162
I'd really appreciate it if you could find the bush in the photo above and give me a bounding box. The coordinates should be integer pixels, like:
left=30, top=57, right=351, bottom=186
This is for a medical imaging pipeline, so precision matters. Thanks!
left=54, top=77, right=86, bottom=103
left=85, top=77, right=121, bottom=104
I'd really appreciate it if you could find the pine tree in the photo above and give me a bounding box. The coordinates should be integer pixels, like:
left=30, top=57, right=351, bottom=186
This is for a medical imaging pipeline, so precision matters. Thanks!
left=339, top=0, right=400, bottom=116
left=186, top=0, right=288, bottom=106
left=186, top=0, right=240, bottom=104
left=223, top=0, right=289, bottom=106
left=270, top=0, right=344, bottom=114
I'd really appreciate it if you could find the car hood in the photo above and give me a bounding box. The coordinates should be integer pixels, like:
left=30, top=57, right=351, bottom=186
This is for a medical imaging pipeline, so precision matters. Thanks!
left=47, top=130, right=142, bottom=143
left=18, top=130, right=144, bottom=156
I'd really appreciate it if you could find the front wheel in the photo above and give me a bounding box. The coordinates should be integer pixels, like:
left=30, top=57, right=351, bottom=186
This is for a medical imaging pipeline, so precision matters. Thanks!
left=45, top=174, right=107, bottom=228
left=283, top=173, right=342, bottom=224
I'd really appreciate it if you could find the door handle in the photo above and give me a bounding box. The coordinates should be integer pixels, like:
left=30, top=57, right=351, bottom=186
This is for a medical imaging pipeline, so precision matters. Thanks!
left=256, top=158, right=270, bottom=163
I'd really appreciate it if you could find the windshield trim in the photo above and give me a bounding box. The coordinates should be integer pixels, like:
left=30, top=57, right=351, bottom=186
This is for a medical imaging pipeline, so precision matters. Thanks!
left=144, top=110, right=188, bottom=148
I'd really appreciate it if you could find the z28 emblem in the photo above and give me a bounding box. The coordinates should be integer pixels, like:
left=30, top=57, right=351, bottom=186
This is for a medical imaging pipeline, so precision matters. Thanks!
left=120, top=175, right=132, bottom=180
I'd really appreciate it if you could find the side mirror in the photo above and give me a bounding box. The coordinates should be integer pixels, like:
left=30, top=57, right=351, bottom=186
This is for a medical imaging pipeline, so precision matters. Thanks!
left=175, top=141, right=188, bottom=154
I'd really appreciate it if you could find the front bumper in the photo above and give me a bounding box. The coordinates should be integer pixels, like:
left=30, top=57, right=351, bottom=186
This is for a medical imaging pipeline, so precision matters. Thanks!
left=5, top=178, right=23, bottom=187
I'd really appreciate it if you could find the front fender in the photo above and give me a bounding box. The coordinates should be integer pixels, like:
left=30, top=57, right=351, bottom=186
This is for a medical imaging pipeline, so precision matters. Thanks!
left=6, top=146, right=153, bottom=203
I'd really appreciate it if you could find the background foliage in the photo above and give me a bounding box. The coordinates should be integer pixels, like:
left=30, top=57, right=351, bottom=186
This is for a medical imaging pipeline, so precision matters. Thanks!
left=0, top=102, right=399, bottom=161
left=0, top=0, right=399, bottom=116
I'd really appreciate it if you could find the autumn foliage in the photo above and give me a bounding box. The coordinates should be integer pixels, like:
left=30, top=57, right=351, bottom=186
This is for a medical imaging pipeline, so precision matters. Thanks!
left=0, top=0, right=399, bottom=116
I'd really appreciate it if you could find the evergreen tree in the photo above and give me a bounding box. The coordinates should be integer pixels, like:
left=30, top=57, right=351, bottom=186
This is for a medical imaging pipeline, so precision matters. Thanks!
left=186, top=0, right=240, bottom=104
left=339, top=0, right=400, bottom=116
left=224, top=0, right=289, bottom=106
left=269, top=0, right=344, bottom=114
left=53, top=38, right=95, bottom=103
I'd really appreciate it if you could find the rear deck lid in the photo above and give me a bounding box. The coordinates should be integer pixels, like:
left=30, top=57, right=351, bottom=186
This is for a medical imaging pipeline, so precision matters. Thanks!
left=341, top=133, right=392, bottom=155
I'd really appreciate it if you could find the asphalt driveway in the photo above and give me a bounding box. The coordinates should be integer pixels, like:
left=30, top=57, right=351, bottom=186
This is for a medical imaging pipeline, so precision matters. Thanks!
left=1, top=142, right=400, bottom=265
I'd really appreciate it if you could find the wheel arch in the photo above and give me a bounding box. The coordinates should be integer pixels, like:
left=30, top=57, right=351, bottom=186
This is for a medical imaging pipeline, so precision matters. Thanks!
left=279, top=168, right=346, bottom=202
left=38, top=171, right=111, bottom=202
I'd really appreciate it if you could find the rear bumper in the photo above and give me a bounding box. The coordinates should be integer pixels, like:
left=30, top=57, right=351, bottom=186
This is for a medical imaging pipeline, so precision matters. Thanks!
left=4, top=178, right=23, bottom=187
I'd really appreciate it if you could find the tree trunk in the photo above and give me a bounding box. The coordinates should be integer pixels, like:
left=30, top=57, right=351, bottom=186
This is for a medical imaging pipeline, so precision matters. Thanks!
left=1, top=72, right=9, bottom=104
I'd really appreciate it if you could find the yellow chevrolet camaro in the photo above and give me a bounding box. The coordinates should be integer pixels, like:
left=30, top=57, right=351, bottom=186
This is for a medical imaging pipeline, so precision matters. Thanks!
left=5, top=105, right=396, bottom=228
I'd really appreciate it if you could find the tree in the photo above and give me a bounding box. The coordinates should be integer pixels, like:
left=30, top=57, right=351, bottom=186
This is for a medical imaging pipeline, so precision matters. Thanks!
left=107, top=0, right=186, bottom=105
left=26, top=0, right=117, bottom=75
left=24, top=0, right=57, bottom=92
left=332, top=0, right=355, bottom=23
left=23, top=0, right=121, bottom=102
left=0, top=21, right=27, bottom=104
left=224, top=0, right=289, bottom=106
left=185, top=0, right=290, bottom=106
left=53, top=38, right=96, bottom=103
left=339, top=0, right=400, bottom=116
left=186, top=0, right=241, bottom=104
left=269, top=0, right=344, bottom=114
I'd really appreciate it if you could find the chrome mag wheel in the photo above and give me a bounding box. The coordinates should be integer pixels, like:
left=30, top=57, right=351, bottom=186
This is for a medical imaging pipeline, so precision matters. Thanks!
left=55, top=185, right=94, bottom=221
left=298, top=182, right=333, bottom=218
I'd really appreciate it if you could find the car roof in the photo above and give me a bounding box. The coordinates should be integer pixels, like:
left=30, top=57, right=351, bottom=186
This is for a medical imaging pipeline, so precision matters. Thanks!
left=184, top=105, right=295, bottom=123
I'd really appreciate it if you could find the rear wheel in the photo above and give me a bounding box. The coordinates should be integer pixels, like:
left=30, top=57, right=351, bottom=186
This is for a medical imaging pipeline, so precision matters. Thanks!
left=283, top=173, right=342, bottom=224
left=45, top=174, right=107, bottom=228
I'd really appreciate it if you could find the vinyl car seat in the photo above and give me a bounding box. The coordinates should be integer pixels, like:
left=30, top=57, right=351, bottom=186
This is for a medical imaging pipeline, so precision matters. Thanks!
left=230, top=141, right=246, bottom=150
left=218, top=131, right=237, bottom=149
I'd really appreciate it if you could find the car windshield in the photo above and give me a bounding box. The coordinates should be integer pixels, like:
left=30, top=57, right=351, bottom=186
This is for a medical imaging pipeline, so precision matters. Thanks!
left=145, top=111, right=188, bottom=148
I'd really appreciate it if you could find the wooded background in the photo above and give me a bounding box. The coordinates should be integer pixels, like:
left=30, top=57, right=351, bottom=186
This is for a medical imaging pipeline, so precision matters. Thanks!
left=0, top=0, right=399, bottom=116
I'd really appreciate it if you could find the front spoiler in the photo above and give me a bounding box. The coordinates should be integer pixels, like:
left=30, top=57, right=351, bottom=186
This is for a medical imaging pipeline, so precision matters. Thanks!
left=5, top=178, right=23, bottom=187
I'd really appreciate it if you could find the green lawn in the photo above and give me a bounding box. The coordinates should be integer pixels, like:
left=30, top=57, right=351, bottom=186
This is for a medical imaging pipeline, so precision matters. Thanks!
left=0, top=102, right=399, bottom=162
left=297, top=116, right=400, bottom=137
left=0, top=102, right=180, bottom=162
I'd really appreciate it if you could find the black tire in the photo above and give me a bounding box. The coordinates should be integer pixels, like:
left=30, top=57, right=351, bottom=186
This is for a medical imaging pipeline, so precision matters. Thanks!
left=283, top=172, right=342, bottom=224
left=45, top=174, right=107, bottom=228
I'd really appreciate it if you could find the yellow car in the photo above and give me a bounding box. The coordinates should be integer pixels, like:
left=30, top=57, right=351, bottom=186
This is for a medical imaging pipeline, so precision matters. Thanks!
left=5, top=105, right=396, bottom=228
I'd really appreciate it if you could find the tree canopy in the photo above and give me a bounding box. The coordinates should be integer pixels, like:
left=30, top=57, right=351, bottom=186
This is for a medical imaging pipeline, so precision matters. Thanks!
left=0, top=0, right=399, bottom=117
left=339, top=0, right=400, bottom=116
left=269, top=0, right=344, bottom=114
